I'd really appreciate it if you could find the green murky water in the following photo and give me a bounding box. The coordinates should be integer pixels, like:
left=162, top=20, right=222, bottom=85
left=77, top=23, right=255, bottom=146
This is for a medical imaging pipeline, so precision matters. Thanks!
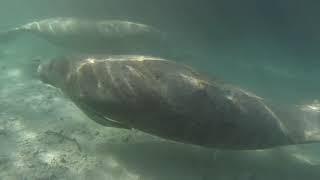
left=0, top=0, right=320, bottom=179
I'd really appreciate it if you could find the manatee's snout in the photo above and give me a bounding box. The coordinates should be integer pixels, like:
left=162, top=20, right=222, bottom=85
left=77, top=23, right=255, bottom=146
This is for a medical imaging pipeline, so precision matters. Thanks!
left=37, top=62, right=44, bottom=75
left=37, top=57, right=70, bottom=88
left=38, top=61, right=53, bottom=85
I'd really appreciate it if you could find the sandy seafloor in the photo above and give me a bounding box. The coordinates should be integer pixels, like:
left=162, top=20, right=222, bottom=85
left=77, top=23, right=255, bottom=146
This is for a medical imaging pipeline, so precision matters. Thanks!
left=1, top=45, right=320, bottom=180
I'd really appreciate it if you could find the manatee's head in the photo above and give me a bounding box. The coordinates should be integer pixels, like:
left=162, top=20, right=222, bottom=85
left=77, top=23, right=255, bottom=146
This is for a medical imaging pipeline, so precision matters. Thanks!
left=38, top=56, right=71, bottom=88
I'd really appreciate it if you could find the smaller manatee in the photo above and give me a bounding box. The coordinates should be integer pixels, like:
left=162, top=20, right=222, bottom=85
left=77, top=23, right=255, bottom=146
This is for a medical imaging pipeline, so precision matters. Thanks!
left=0, top=17, right=167, bottom=55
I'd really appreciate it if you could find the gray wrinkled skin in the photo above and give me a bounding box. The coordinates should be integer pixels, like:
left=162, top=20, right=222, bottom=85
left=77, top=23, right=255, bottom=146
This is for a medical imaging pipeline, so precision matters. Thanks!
left=39, top=55, right=315, bottom=150
left=2, top=17, right=166, bottom=54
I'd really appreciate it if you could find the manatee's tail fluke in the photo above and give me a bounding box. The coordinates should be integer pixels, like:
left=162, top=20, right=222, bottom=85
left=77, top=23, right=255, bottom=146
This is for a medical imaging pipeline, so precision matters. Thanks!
left=271, top=100, right=320, bottom=146
left=0, top=28, right=23, bottom=44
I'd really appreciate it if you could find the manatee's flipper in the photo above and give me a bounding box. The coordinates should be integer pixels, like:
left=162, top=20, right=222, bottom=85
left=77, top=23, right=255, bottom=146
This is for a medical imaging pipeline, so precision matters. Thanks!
left=75, top=100, right=131, bottom=129
left=0, top=29, right=23, bottom=44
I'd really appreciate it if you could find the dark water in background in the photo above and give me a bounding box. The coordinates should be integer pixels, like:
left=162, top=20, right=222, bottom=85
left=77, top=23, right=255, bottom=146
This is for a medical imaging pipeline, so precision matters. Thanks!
left=1, top=0, right=320, bottom=103
left=1, top=0, right=320, bottom=179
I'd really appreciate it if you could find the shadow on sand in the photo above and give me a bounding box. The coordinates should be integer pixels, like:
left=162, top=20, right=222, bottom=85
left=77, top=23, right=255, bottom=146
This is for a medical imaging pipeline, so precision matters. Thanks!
left=96, top=141, right=320, bottom=180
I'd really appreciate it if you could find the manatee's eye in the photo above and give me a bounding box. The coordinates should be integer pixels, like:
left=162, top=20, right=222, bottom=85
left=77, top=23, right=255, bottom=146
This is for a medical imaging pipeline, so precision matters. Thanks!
left=47, top=59, right=62, bottom=74
left=55, top=59, right=69, bottom=75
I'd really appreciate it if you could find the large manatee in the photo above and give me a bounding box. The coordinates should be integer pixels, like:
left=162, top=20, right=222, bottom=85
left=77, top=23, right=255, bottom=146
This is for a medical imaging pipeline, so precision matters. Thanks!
left=37, top=55, right=320, bottom=150
left=0, top=17, right=166, bottom=54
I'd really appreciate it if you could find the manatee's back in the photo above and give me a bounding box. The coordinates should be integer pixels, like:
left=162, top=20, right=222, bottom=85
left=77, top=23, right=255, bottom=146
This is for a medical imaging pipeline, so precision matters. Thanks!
left=52, top=55, right=293, bottom=150
left=59, top=56, right=213, bottom=138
